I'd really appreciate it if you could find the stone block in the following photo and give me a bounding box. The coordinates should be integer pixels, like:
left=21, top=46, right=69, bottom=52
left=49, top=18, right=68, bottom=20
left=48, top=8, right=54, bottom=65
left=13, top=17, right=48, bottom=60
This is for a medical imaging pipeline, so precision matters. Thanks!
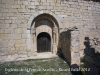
left=0, top=34, right=5, bottom=39
left=10, top=17, right=17, bottom=19
left=0, top=13, right=2, bottom=17
left=47, top=6, right=53, bottom=9
left=0, top=9, right=9, bottom=12
left=15, top=1, right=23, bottom=4
left=0, top=0, right=1, bottom=3
left=39, top=6, right=46, bottom=9
left=17, top=39, right=26, bottom=44
left=71, top=52, right=80, bottom=65
left=55, top=3, right=60, bottom=6
left=10, top=24, right=17, bottom=28
left=47, top=0, right=55, bottom=2
left=43, top=2, right=49, bottom=5
left=5, top=16, right=10, bottom=19
left=27, top=5, right=36, bottom=9
left=28, top=51, right=35, bottom=57
left=53, top=6, right=59, bottom=10
left=0, top=56, right=7, bottom=62
left=12, top=20, right=16, bottom=24
left=1, top=48, right=8, bottom=55
left=15, top=44, right=22, bottom=47
left=0, top=4, right=5, bottom=8
left=0, top=29, right=4, bottom=33
left=17, top=24, right=27, bottom=28
left=11, top=48, right=16, bottom=51
left=12, top=34, right=21, bottom=39
left=55, top=12, right=60, bottom=15
left=34, top=2, right=39, bottom=5
left=8, top=9, right=18, bottom=12
left=30, top=9, right=35, bottom=12
left=41, top=0, right=46, bottom=2
left=5, top=20, right=12, bottom=23
left=22, top=34, right=27, bottom=39
left=58, top=15, right=67, bottom=18
left=5, top=4, right=12, bottom=8
left=4, top=34, right=11, bottom=40
left=7, top=13, right=14, bottom=16
left=20, top=47, right=24, bottom=51
left=74, top=52, right=80, bottom=57
left=20, top=5, right=25, bottom=8
left=23, top=1, right=29, bottom=5
left=2, top=13, right=7, bottom=17
left=11, top=54, right=19, bottom=59
left=8, top=40, right=15, bottom=47
left=15, top=47, right=20, bottom=51
left=18, top=9, right=30, bottom=13
left=30, top=2, right=35, bottom=5
left=12, top=5, right=20, bottom=8
left=0, top=39, right=4, bottom=47
left=18, top=54, right=27, bottom=58
left=15, top=28, right=23, bottom=34
left=5, top=29, right=13, bottom=34
left=21, top=44, right=26, bottom=47
left=49, top=2, right=55, bottom=6
left=4, top=40, right=8, bottom=48
left=2, top=0, right=14, bottom=4
left=18, top=50, right=27, bottom=55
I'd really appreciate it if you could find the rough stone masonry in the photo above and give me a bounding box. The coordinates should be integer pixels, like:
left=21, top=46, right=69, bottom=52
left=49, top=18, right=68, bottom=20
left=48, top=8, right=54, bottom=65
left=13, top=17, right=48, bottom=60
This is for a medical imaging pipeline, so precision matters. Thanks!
left=0, top=0, right=100, bottom=69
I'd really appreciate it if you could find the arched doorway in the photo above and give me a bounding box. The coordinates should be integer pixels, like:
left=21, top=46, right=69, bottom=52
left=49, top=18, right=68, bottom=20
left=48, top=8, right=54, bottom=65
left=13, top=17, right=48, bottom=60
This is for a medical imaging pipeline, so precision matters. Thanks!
left=37, top=32, right=51, bottom=53
left=30, top=13, right=59, bottom=54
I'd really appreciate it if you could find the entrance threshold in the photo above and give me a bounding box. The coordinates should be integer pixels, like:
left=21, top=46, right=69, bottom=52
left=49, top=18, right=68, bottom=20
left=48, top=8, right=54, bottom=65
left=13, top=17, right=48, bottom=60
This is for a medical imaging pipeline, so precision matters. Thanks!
left=30, top=52, right=57, bottom=59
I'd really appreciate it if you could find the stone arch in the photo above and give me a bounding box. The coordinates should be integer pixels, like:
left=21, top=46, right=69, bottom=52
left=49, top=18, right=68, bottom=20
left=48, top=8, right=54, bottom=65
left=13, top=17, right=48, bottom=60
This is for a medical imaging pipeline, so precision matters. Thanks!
left=31, top=14, right=59, bottom=29
left=30, top=11, right=60, bottom=54
left=28, top=10, right=62, bottom=29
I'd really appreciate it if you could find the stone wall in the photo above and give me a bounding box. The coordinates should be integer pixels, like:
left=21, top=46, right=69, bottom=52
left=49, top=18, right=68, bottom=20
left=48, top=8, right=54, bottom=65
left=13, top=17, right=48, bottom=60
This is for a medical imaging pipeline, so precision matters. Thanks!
left=58, top=28, right=80, bottom=66
left=0, top=0, right=100, bottom=65
left=58, top=30, right=71, bottom=64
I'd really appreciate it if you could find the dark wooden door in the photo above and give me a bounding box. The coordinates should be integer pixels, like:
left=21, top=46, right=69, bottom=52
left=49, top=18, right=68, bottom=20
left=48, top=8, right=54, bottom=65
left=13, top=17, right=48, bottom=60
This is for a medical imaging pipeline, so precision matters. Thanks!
left=37, top=32, right=51, bottom=53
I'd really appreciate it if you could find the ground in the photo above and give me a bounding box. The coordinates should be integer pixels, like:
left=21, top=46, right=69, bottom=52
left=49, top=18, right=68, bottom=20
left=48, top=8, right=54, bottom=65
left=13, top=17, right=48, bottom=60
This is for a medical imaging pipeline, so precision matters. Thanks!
left=0, top=57, right=73, bottom=75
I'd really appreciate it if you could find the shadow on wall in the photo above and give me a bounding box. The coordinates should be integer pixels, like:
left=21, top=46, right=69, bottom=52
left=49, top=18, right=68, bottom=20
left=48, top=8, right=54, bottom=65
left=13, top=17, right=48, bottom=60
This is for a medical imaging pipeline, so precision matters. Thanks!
left=83, top=37, right=100, bottom=75
left=84, top=0, right=100, bottom=2
left=57, top=30, right=71, bottom=65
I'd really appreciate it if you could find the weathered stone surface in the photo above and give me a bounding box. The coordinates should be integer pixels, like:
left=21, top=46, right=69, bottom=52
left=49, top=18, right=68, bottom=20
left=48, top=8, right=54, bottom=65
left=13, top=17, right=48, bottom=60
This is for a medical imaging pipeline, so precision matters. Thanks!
left=12, top=34, right=21, bottom=39
left=5, top=29, right=13, bottom=34
left=0, top=1, right=100, bottom=73
left=0, top=39, right=4, bottom=47
left=15, top=44, right=21, bottom=47
left=0, top=29, right=4, bottom=33
left=4, top=40, right=8, bottom=47
left=0, top=24, right=10, bottom=28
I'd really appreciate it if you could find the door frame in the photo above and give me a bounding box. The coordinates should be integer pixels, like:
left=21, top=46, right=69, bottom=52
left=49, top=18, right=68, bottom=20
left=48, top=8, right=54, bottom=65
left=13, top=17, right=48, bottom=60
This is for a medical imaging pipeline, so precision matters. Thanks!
left=37, top=32, right=51, bottom=53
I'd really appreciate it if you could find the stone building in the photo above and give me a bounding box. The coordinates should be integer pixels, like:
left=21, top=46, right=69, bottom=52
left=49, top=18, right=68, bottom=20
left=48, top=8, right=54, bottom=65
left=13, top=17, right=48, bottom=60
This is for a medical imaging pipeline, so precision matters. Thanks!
left=0, top=0, right=100, bottom=69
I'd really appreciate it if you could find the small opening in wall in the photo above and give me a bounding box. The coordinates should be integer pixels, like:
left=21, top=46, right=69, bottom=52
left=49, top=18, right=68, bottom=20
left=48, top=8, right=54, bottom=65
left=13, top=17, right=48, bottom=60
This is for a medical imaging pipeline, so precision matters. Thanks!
left=37, top=32, right=51, bottom=53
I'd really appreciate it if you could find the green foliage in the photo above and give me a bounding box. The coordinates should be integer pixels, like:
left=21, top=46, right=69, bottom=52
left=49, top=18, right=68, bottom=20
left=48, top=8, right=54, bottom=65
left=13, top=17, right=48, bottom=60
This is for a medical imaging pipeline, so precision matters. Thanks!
left=0, top=57, right=72, bottom=75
